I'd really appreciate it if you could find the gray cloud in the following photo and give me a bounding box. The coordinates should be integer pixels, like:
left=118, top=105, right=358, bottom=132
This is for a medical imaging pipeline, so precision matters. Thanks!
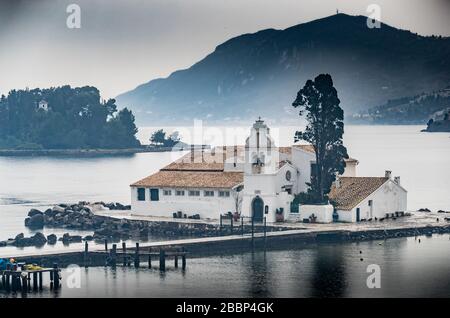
left=0, top=0, right=449, bottom=99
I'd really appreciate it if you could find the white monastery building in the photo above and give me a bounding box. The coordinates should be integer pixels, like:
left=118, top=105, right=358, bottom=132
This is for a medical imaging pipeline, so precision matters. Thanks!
left=37, top=100, right=49, bottom=111
left=131, top=119, right=407, bottom=223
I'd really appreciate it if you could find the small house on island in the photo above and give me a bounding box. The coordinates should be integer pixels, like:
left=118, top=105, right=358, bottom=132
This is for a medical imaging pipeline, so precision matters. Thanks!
left=130, top=119, right=407, bottom=223
left=37, top=100, right=49, bottom=112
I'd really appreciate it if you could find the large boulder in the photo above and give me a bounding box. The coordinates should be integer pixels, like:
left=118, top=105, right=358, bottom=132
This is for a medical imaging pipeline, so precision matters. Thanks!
left=44, top=208, right=58, bottom=217
left=28, top=209, right=43, bottom=217
left=14, top=232, right=47, bottom=247
left=15, top=233, right=25, bottom=240
left=32, top=232, right=47, bottom=246
left=60, top=233, right=82, bottom=244
left=52, top=205, right=66, bottom=213
left=83, top=235, right=94, bottom=241
left=25, top=213, right=44, bottom=229
left=47, top=234, right=57, bottom=245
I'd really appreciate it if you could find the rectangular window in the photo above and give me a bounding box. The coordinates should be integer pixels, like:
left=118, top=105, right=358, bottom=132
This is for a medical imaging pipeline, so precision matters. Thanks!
left=150, top=188, right=159, bottom=201
left=137, top=188, right=146, bottom=201
left=218, top=191, right=230, bottom=197
left=175, top=190, right=185, bottom=196
left=188, top=190, right=200, bottom=196
left=163, top=189, right=172, bottom=196
left=204, top=190, right=214, bottom=197
left=368, top=200, right=373, bottom=206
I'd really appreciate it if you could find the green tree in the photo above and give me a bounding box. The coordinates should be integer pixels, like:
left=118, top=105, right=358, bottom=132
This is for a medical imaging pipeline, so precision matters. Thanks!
left=0, top=85, right=141, bottom=149
left=292, top=74, right=348, bottom=203
left=149, top=129, right=181, bottom=147
left=150, top=129, right=167, bottom=146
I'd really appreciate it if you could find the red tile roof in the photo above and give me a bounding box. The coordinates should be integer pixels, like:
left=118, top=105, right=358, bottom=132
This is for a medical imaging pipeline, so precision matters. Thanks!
left=328, top=177, right=389, bottom=210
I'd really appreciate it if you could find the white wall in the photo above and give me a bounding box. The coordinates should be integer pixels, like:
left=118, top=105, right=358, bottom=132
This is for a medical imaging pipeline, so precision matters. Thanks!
left=241, top=165, right=296, bottom=222
left=336, top=179, right=407, bottom=222
left=241, top=191, right=293, bottom=223
left=131, top=186, right=236, bottom=220
left=342, top=162, right=357, bottom=177
left=291, top=147, right=315, bottom=194
left=298, top=204, right=334, bottom=223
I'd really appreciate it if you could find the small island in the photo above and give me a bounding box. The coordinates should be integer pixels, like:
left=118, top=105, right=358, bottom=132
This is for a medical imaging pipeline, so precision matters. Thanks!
left=423, top=111, right=450, bottom=132
left=0, top=86, right=140, bottom=149
left=0, top=85, right=195, bottom=156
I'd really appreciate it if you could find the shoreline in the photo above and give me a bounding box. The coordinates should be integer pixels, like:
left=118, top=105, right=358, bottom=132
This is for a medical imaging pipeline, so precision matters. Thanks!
left=0, top=147, right=190, bottom=157
left=3, top=202, right=450, bottom=265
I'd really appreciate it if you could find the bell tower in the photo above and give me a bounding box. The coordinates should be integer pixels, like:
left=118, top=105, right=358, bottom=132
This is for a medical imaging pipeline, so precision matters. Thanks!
left=244, top=117, right=277, bottom=174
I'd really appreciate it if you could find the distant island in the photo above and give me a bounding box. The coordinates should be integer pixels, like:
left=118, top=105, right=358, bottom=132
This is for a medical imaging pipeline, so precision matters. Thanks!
left=422, top=111, right=450, bottom=132
left=0, top=85, right=141, bottom=150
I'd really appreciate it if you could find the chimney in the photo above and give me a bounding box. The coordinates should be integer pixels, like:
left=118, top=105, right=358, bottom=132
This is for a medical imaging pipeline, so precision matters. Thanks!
left=394, top=176, right=400, bottom=185
left=385, top=170, right=392, bottom=179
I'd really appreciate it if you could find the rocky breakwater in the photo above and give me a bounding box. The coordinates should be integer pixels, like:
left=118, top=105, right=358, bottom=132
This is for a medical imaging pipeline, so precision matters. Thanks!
left=20, top=202, right=283, bottom=244
left=0, top=202, right=130, bottom=248
left=0, top=232, right=48, bottom=248
left=20, top=202, right=221, bottom=244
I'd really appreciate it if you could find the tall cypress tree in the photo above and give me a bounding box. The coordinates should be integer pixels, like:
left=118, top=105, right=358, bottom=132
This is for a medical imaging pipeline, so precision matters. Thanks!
left=292, top=74, right=348, bottom=203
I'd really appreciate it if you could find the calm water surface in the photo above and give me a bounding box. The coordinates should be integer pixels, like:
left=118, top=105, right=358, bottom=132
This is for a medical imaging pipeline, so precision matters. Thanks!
left=1, top=234, right=449, bottom=298
left=0, top=125, right=449, bottom=297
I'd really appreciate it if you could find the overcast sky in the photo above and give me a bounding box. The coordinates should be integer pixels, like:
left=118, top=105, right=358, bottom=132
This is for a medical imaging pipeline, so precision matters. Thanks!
left=1, top=0, right=449, bottom=99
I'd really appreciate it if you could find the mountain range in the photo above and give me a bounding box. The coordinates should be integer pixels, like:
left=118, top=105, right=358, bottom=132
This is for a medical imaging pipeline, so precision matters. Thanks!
left=116, top=14, right=450, bottom=125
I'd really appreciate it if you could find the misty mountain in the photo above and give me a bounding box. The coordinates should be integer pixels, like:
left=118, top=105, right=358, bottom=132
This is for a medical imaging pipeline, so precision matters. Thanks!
left=116, top=14, right=450, bottom=125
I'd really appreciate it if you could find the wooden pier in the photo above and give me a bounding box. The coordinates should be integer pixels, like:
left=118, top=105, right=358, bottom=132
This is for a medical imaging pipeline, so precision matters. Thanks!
left=88, top=241, right=188, bottom=270
left=0, top=263, right=61, bottom=294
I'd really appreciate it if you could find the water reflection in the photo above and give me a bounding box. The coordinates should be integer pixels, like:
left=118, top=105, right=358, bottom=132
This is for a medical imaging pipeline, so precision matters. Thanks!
left=311, top=245, right=347, bottom=298
left=246, top=250, right=271, bottom=297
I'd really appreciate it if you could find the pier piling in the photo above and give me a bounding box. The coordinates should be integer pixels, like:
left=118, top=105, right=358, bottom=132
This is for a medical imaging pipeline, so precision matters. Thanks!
left=32, top=272, right=37, bottom=291
left=159, top=250, right=166, bottom=271
left=182, top=247, right=186, bottom=270
left=21, top=275, right=28, bottom=293
left=134, top=243, right=140, bottom=268
left=122, top=242, right=127, bottom=266
left=230, top=217, right=233, bottom=234
left=84, top=241, right=89, bottom=267
left=38, top=272, right=43, bottom=290
left=111, top=244, right=117, bottom=267
left=53, top=263, right=60, bottom=289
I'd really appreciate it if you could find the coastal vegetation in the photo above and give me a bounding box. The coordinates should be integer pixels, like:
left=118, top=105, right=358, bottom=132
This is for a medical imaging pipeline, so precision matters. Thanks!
left=0, top=86, right=141, bottom=150
left=150, top=129, right=181, bottom=147
left=351, top=87, right=450, bottom=124
left=292, top=74, right=348, bottom=203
